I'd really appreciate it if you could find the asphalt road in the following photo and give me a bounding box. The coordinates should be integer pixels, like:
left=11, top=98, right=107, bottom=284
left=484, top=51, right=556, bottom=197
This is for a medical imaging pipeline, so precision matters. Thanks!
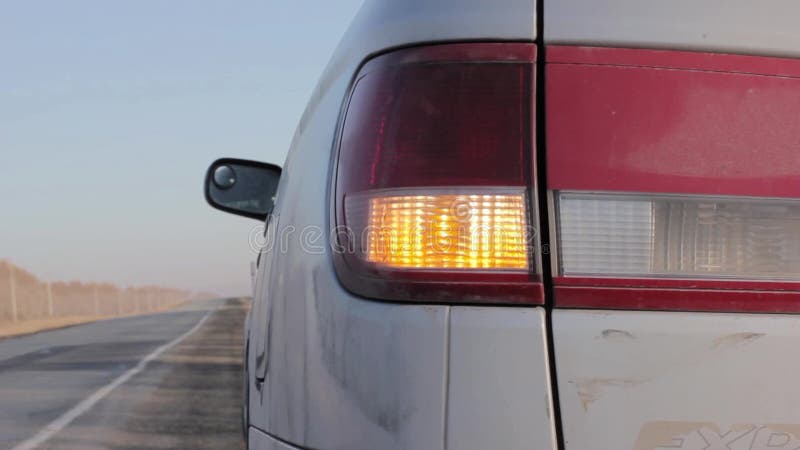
left=0, top=297, right=248, bottom=450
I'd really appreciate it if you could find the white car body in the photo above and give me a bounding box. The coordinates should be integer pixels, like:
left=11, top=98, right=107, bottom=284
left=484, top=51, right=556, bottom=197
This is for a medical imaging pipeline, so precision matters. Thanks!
left=236, top=1, right=800, bottom=449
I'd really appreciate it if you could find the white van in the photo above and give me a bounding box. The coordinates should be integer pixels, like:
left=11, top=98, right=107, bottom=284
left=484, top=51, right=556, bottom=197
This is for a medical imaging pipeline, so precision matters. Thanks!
left=205, top=1, right=800, bottom=449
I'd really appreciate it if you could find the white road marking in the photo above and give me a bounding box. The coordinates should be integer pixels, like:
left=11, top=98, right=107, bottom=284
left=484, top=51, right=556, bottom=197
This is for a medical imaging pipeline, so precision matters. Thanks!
left=11, top=311, right=213, bottom=450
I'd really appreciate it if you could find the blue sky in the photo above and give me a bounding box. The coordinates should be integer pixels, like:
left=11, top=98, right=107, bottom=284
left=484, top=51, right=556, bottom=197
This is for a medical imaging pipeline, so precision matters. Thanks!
left=0, top=1, right=363, bottom=295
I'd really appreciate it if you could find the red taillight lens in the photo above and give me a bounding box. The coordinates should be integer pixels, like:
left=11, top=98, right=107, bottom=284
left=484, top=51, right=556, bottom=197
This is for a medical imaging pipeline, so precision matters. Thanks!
left=332, top=44, right=542, bottom=304
left=547, top=46, right=800, bottom=313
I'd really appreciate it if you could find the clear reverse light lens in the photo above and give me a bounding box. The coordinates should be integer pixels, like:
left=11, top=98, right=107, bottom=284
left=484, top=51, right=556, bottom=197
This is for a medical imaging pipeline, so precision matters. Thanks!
left=557, top=192, right=800, bottom=280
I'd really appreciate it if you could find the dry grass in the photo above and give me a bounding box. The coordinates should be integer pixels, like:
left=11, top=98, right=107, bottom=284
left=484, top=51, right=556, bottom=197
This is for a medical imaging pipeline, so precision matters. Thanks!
left=0, top=306, right=183, bottom=339
left=0, top=260, right=194, bottom=333
left=0, top=316, right=115, bottom=339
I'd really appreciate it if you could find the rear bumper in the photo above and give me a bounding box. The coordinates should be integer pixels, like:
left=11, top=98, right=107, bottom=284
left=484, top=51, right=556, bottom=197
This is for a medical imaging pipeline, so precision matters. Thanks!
left=249, top=427, right=301, bottom=450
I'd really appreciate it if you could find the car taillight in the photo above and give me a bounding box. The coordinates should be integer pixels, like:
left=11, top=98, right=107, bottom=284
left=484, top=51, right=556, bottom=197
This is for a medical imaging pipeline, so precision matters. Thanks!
left=556, top=192, right=800, bottom=279
left=347, top=189, right=529, bottom=270
left=332, top=43, right=542, bottom=304
left=547, top=46, right=800, bottom=313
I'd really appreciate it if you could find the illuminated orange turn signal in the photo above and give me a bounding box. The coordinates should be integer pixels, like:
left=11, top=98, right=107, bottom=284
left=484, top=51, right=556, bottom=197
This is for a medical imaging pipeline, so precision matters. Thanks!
left=332, top=43, right=543, bottom=303
left=347, top=191, right=529, bottom=270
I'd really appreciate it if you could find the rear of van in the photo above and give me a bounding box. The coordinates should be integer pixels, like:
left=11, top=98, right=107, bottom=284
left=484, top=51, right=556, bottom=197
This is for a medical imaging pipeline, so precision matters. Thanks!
left=243, top=1, right=800, bottom=449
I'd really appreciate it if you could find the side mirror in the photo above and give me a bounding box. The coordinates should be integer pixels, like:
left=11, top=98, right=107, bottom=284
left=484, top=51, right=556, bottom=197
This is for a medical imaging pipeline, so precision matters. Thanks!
left=204, top=158, right=281, bottom=221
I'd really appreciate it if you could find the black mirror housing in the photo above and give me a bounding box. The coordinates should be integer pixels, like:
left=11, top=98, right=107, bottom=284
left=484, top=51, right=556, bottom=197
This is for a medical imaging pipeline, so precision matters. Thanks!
left=204, top=158, right=282, bottom=221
